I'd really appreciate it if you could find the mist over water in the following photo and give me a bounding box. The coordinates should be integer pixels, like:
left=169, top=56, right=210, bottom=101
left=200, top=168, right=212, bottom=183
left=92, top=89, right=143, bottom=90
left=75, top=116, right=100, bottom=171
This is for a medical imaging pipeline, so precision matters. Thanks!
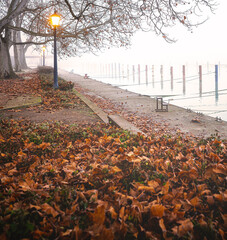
left=57, top=57, right=227, bottom=122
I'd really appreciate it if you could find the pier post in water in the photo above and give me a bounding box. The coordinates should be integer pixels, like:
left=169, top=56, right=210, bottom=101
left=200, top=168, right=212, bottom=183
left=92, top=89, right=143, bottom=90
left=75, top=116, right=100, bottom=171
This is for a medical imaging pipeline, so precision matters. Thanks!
left=133, top=65, right=135, bottom=83
left=215, top=64, right=219, bottom=101
left=138, top=64, right=140, bottom=85
left=170, top=66, right=173, bottom=90
left=183, top=65, right=186, bottom=95
left=146, top=65, right=148, bottom=85
left=199, top=65, right=202, bottom=97
left=160, top=65, right=163, bottom=89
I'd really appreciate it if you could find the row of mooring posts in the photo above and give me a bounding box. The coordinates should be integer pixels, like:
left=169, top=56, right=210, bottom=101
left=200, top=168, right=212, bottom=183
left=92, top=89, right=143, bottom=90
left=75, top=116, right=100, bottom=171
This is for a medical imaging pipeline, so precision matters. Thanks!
left=89, top=63, right=219, bottom=98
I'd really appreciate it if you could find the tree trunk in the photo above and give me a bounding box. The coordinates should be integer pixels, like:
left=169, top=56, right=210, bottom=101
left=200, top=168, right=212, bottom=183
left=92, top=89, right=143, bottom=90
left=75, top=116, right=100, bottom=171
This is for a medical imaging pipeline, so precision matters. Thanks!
left=13, top=31, right=28, bottom=71
left=13, top=31, right=21, bottom=72
left=18, top=44, right=28, bottom=69
left=0, top=37, right=17, bottom=79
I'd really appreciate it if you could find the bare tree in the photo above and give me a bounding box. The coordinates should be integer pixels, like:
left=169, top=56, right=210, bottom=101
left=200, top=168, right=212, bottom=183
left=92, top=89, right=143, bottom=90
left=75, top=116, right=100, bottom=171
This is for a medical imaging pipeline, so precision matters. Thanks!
left=0, top=0, right=29, bottom=78
left=0, top=0, right=217, bottom=79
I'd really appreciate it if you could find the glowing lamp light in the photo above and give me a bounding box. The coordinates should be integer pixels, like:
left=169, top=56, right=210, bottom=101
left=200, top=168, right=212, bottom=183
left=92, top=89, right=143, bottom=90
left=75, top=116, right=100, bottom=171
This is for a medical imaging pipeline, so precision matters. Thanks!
left=50, top=12, right=60, bottom=27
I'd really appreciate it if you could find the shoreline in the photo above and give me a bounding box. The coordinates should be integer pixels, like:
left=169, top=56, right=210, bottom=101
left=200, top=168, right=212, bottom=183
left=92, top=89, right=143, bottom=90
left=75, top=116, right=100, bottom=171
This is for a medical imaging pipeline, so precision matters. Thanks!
left=59, top=69, right=227, bottom=140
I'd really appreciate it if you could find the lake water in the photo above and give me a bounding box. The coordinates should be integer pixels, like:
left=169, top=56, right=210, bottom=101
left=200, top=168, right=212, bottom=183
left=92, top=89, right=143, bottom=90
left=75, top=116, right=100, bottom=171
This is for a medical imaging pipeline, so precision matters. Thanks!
left=28, top=56, right=227, bottom=122
left=58, top=59, right=227, bottom=122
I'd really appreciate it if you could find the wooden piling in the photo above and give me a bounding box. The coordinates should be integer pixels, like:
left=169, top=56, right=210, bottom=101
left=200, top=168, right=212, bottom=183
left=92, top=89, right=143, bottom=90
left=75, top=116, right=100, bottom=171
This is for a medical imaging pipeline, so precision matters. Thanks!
left=160, top=65, right=163, bottom=89
left=199, top=65, right=202, bottom=97
left=170, top=66, right=173, bottom=90
left=183, top=65, right=186, bottom=95
left=146, top=65, right=148, bottom=85
left=127, top=65, right=129, bottom=80
left=133, top=65, right=135, bottom=83
left=138, top=64, right=140, bottom=84
left=215, top=64, right=218, bottom=101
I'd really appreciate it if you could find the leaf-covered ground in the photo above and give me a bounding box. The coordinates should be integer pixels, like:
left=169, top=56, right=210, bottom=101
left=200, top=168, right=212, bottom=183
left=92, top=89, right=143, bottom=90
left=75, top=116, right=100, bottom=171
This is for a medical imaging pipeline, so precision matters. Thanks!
left=0, top=70, right=226, bottom=239
left=0, top=118, right=226, bottom=240
left=0, top=71, right=101, bottom=125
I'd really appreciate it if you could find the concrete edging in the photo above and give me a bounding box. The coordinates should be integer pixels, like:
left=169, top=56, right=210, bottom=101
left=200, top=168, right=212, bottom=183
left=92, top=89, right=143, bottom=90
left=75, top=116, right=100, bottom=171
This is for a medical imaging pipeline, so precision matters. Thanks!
left=73, top=89, right=146, bottom=136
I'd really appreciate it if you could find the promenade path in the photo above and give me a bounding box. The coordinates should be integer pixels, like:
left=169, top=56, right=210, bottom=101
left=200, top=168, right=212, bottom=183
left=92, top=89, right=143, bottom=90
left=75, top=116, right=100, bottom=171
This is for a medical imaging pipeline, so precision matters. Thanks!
left=59, top=69, right=227, bottom=140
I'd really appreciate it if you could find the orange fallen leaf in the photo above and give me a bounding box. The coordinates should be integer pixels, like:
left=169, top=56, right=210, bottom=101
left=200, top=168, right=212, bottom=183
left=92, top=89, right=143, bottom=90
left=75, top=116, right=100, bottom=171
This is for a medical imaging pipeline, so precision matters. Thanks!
left=41, top=203, right=59, bottom=217
left=159, top=218, right=167, bottom=239
left=150, top=204, right=165, bottom=218
left=91, top=204, right=105, bottom=225
left=172, top=219, right=193, bottom=237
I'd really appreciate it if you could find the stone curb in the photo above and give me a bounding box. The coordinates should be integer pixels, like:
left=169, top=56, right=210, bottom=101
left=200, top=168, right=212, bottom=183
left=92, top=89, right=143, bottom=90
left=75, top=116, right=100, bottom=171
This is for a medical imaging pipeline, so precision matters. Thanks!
left=108, top=114, right=146, bottom=136
left=72, top=89, right=109, bottom=124
left=72, top=89, right=147, bottom=136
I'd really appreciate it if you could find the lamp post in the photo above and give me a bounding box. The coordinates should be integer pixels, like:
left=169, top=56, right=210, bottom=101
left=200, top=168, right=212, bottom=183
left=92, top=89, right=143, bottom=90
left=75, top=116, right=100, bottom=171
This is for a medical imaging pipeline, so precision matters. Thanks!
left=50, top=12, right=60, bottom=89
left=42, top=45, right=46, bottom=66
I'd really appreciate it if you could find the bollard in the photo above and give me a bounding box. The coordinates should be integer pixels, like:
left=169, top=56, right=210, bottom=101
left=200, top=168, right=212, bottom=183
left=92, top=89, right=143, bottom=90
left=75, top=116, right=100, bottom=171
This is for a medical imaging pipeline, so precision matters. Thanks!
left=199, top=65, right=202, bottom=97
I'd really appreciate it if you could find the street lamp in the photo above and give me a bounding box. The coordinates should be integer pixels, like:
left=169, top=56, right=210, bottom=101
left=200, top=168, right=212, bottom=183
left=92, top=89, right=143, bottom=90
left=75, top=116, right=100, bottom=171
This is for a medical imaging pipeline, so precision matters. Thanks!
left=42, top=45, right=46, bottom=66
left=50, top=11, right=60, bottom=89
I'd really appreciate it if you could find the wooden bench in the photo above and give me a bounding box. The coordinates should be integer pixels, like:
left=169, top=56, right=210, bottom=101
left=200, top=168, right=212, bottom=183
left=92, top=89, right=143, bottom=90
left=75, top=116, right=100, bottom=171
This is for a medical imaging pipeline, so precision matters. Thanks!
left=155, top=97, right=168, bottom=112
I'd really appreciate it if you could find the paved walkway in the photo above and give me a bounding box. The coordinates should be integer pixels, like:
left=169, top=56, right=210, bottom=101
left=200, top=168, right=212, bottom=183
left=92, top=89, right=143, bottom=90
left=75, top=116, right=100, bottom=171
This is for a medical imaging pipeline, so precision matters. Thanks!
left=59, top=69, right=227, bottom=139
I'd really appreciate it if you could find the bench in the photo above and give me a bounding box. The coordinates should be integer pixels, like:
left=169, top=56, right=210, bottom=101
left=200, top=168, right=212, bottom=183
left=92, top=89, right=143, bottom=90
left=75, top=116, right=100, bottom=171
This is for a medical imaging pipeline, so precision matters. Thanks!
left=155, top=97, right=168, bottom=112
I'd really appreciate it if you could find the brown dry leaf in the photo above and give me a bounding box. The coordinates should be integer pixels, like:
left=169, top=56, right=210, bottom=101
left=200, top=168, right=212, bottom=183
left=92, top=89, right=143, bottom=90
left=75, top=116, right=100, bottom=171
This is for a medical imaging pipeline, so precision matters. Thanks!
left=172, top=219, right=193, bottom=237
left=109, top=206, right=118, bottom=220
left=159, top=218, right=167, bottom=239
left=38, top=142, right=50, bottom=150
left=161, top=181, right=170, bottom=195
left=8, top=168, right=18, bottom=176
left=41, top=203, right=59, bottom=218
left=91, top=204, right=106, bottom=225
left=67, top=141, right=73, bottom=148
left=138, top=185, right=155, bottom=193
left=98, top=227, right=114, bottom=240
left=119, top=206, right=125, bottom=219
left=61, top=229, right=72, bottom=237
left=30, top=204, right=41, bottom=210
left=18, top=150, right=27, bottom=158
left=206, top=196, right=215, bottom=205
left=209, top=152, right=221, bottom=162
left=147, top=180, right=159, bottom=189
left=190, top=196, right=200, bottom=208
left=118, top=147, right=124, bottom=153
left=18, top=180, right=31, bottom=191
left=212, top=164, right=226, bottom=175
left=111, top=166, right=122, bottom=173
left=150, top=204, right=165, bottom=218
left=61, top=150, right=68, bottom=158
